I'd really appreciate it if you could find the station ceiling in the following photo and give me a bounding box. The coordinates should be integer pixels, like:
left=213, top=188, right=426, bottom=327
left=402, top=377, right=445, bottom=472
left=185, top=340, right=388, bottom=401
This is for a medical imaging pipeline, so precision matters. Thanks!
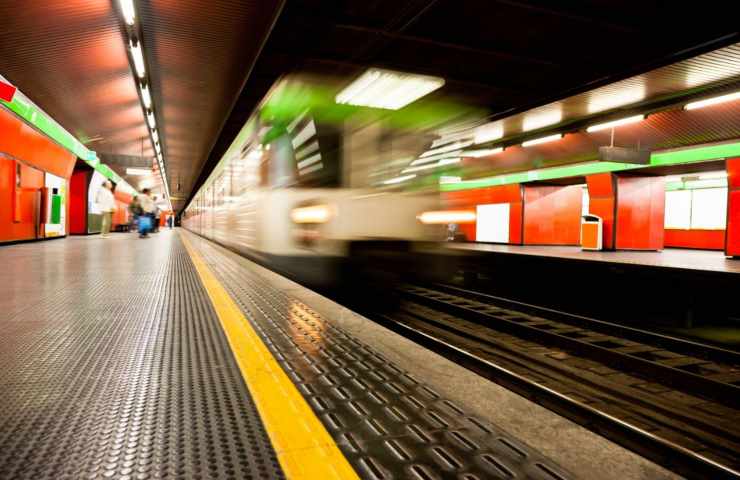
left=0, top=1, right=738, bottom=211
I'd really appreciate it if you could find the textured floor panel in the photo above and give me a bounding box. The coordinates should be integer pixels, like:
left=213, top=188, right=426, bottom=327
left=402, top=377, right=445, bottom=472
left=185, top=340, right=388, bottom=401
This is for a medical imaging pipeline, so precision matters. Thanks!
left=0, top=233, right=283, bottom=480
left=186, top=232, right=574, bottom=480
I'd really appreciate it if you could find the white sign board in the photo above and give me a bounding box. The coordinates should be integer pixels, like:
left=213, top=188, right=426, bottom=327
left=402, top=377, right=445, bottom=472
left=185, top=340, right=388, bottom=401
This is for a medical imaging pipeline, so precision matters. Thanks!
left=476, top=203, right=510, bottom=243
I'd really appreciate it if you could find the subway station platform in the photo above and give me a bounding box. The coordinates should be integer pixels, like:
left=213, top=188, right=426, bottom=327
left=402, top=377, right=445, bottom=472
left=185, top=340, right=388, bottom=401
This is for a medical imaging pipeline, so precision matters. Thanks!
left=0, top=230, right=678, bottom=480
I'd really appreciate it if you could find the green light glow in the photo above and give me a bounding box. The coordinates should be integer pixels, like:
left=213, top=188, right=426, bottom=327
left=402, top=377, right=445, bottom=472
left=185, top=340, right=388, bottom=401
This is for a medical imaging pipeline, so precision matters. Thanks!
left=441, top=141, right=740, bottom=191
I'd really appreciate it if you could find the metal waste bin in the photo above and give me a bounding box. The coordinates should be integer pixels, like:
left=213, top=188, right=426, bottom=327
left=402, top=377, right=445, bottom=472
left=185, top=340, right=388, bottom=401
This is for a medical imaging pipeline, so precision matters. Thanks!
left=581, top=214, right=603, bottom=250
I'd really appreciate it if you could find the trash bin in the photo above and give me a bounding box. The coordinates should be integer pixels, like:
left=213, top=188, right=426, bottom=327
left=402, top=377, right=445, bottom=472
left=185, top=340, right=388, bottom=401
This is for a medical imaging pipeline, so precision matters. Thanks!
left=581, top=214, right=603, bottom=250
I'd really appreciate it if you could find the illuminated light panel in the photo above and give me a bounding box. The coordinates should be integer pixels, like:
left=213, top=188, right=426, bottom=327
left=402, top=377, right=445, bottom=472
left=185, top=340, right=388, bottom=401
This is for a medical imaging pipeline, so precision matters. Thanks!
left=140, top=84, right=151, bottom=108
left=297, top=153, right=321, bottom=170
left=291, top=120, right=316, bottom=149
left=403, top=158, right=460, bottom=173
left=126, top=167, right=151, bottom=176
left=336, top=68, right=445, bottom=110
left=147, top=111, right=156, bottom=128
left=411, top=151, right=463, bottom=166
left=461, top=147, right=503, bottom=157
left=151, top=129, right=159, bottom=144
left=130, top=40, right=146, bottom=78
left=586, top=114, right=645, bottom=133
left=473, top=122, right=504, bottom=144
left=440, top=176, right=461, bottom=184
left=118, top=0, right=136, bottom=26
left=290, top=205, right=332, bottom=224
left=417, top=210, right=476, bottom=224
left=587, top=83, right=645, bottom=114
left=420, top=141, right=472, bottom=157
left=521, top=133, right=563, bottom=147
left=522, top=108, right=562, bottom=132
left=382, top=174, right=417, bottom=185
left=684, top=91, right=740, bottom=110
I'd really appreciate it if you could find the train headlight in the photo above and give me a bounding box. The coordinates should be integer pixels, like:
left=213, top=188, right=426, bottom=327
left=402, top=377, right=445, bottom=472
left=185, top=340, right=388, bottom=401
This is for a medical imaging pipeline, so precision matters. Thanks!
left=290, top=204, right=333, bottom=224
left=417, top=210, right=477, bottom=224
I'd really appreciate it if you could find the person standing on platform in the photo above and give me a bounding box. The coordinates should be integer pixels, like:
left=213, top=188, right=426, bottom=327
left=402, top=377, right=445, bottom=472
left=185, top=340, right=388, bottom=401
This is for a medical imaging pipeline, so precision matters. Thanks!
left=96, top=181, right=116, bottom=239
left=129, top=195, right=142, bottom=232
left=137, top=189, right=156, bottom=238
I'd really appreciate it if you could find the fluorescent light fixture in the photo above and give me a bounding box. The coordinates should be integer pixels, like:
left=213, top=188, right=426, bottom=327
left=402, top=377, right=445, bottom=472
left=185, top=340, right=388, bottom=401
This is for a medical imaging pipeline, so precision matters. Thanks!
left=157, top=152, right=163, bottom=162
left=403, top=158, right=460, bottom=173
left=155, top=142, right=161, bottom=153
left=147, top=111, right=156, bottom=128
left=684, top=90, right=740, bottom=110
left=291, top=120, right=316, bottom=149
left=439, top=176, right=461, bottom=184
left=474, top=122, right=504, bottom=144
left=586, top=114, right=645, bottom=133
left=139, top=84, right=152, bottom=109
left=336, top=68, right=445, bottom=110
left=151, top=129, right=159, bottom=144
left=417, top=210, right=476, bottom=224
left=297, top=153, right=322, bottom=170
left=118, top=0, right=136, bottom=25
left=521, top=133, right=563, bottom=147
left=420, top=141, right=472, bottom=158
left=290, top=205, right=332, bottom=224
left=523, top=109, right=562, bottom=132
left=126, top=167, right=151, bottom=176
left=130, top=40, right=145, bottom=78
left=697, top=171, right=728, bottom=180
left=587, top=83, right=645, bottom=114
left=461, top=148, right=503, bottom=157
left=411, top=151, right=463, bottom=166
left=382, top=174, right=417, bottom=185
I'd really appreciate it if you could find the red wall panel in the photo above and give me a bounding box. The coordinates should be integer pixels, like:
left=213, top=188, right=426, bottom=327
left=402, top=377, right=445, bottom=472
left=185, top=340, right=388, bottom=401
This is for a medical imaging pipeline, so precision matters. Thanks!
left=727, top=157, right=740, bottom=256
left=0, top=107, right=76, bottom=179
left=664, top=229, right=725, bottom=250
left=0, top=158, right=44, bottom=242
left=69, top=170, right=88, bottom=235
left=523, top=185, right=582, bottom=245
left=112, top=200, right=130, bottom=228
left=615, top=176, right=665, bottom=250
left=586, top=173, right=616, bottom=249
left=444, top=184, right=523, bottom=243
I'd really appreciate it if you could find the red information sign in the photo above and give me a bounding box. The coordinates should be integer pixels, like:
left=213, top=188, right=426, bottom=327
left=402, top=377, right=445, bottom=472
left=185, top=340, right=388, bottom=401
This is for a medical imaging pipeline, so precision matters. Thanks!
left=0, top=80, right=17, bottom=102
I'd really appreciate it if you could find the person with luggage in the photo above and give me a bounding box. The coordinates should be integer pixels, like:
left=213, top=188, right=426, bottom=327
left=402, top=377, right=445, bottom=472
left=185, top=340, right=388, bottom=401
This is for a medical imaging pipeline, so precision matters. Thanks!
left=137, top=189, right=156, bottom=238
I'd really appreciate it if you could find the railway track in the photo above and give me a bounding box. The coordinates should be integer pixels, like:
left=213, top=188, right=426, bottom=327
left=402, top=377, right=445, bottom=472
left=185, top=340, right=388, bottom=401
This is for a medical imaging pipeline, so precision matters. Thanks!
left=368, top=284, right=740, bottom=479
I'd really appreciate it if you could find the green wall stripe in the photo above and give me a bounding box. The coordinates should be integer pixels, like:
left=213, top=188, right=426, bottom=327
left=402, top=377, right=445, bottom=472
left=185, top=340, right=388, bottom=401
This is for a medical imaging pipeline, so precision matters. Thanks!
left=441, top=141, right=740, bottom=192
left=1, top=76, right=138, bottom=195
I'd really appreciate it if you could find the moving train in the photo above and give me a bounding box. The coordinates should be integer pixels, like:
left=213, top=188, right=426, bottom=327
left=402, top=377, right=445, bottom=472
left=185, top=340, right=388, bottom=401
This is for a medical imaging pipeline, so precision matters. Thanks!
left=182, top=79, right=465, bottom=288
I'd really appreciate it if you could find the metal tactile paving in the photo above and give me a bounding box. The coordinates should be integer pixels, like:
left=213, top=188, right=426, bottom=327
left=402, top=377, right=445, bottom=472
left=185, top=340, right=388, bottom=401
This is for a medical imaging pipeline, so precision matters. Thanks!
left=0, top=235, right=283, bottom=480
left=192, top=235, right=573, bottom=480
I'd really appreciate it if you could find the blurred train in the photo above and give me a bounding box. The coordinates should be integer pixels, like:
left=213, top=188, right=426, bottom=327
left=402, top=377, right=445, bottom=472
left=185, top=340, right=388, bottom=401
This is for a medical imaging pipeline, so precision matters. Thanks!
left=182, top=79, right=466, bottom=289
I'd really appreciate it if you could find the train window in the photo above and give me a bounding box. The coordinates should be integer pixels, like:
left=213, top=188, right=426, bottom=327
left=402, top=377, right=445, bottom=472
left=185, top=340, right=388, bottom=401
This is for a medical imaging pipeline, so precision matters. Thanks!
left=16, top=162, right=21, bottom=187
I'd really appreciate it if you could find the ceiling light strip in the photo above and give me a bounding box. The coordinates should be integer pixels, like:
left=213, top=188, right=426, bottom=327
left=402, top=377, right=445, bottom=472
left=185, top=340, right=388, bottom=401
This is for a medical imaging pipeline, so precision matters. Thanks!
left=586, top=114, right=645, bottom=132
left=117, top=0, right=172, bottom=210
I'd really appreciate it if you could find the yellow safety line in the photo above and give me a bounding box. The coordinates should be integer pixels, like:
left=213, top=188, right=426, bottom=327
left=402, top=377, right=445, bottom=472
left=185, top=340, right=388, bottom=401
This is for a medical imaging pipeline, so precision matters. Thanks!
left=180, top=232, right=359, bottom=480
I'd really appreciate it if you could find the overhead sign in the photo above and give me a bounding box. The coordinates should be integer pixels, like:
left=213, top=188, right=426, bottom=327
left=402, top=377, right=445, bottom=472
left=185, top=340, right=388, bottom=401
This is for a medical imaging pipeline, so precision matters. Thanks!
left=598, top=146, right=651, bottom=165
left=0, top=79, right=17, bottom=102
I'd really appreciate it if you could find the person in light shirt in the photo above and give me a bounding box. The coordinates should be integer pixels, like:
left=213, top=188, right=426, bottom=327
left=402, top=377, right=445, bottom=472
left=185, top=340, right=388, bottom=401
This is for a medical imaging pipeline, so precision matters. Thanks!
left=95, top=181, right=117, bottom=239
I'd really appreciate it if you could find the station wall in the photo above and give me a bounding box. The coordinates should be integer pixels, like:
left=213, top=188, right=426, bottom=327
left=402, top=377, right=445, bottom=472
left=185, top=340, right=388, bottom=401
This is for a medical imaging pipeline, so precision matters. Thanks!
left=523, top=185, right=582, bottom=245
left=1, top=107, right=76, bottom=243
